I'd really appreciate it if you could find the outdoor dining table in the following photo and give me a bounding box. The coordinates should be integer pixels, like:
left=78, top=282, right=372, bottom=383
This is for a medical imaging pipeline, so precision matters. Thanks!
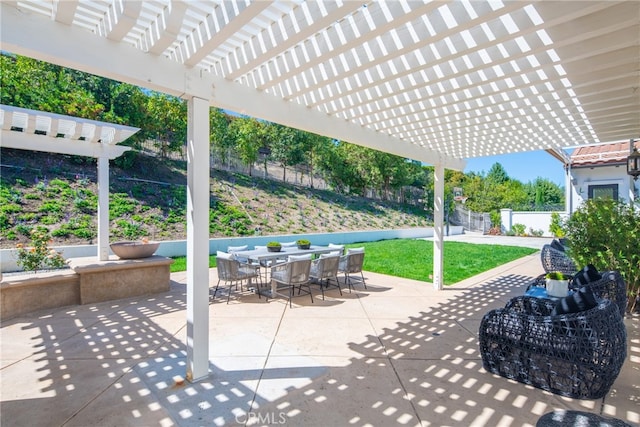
left=233, top=245, right=339, bottom=298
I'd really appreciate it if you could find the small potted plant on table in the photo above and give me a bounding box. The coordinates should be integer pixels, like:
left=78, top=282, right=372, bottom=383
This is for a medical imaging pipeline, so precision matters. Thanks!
left=545, top=271, right=571, bottom=297
left=296, top=239, right=311, bottom=250
left=267, top=241, right=282, bottom=252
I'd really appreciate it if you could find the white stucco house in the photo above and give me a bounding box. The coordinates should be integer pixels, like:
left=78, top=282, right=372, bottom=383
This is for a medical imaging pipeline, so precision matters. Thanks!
left=567, top=140, right=640, bottom=213
left=501, top=140, right=639, bottom=236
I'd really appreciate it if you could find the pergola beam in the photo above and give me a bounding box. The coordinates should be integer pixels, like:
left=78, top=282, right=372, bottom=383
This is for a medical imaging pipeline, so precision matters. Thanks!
left=0, top=130, right=130, bottom=159
left=0, top=3, right=465, bottom=170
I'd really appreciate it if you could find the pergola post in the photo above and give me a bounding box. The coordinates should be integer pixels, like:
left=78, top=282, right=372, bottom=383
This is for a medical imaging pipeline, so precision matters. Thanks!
left=186, top=96, right=210, bottom=382
left=97, top=156, right=110, bottom=261
left=433, top=163, right=445, bottom=290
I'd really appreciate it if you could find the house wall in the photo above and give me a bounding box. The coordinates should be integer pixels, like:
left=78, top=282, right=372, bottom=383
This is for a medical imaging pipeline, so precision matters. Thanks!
left=567, top=164, right=638, bottom=213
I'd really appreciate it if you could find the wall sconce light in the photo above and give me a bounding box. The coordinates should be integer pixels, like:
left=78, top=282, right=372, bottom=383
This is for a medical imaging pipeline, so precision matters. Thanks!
left=628, top=138, right=640, bottom=181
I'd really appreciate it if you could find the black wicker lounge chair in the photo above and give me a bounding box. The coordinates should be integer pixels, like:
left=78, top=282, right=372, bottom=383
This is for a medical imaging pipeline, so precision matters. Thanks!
left=574, top=270, right=628, bottom=316
left=540, top=243, right=577, bottom=276
left=479, top=296, right=626, bottom=400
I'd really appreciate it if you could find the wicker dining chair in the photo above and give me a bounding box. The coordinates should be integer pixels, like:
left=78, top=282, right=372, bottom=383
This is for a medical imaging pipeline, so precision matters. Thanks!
left=213, top=253, right=260, bottom=303
left=270, top=258, right=313, bottom=307
left=338, top=248, right=366, bottom=292
left=479, top=295, right=627, bottom=400
left=310, top=253, right=341, bottom=300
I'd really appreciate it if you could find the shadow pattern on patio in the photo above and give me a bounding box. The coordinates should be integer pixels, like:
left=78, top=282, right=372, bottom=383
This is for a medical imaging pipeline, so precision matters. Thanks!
left=1, top=271, right=637, bottom=427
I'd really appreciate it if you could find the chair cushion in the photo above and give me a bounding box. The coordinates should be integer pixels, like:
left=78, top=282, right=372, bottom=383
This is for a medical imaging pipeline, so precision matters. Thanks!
left=288, top=254, right=312, bottom=261
left=216, top=251, right=235, bottom=260
left=321, top=251, right=341, bottom=258
left=280, top=241, right=297, bottom=247
left=551, top=286, right=598, bottom=315
left=228, top=245, right=248, bottom=252
left=347, top=247, right=365, bottom=254
left=573, top=264, right=601, bottom=288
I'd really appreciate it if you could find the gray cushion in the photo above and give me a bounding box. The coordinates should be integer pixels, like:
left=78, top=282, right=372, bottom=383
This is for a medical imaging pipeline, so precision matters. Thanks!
left=216, top=251, right=235, bottom=260
left=288, top=254, right=312, bottom=261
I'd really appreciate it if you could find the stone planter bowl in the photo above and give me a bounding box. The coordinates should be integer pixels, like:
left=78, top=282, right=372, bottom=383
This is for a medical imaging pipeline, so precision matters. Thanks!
left=110, top=241, right=160, bottom=259
left=267, top=246, right=282, bottom=253
left=297, top=244, right=311, bottom=250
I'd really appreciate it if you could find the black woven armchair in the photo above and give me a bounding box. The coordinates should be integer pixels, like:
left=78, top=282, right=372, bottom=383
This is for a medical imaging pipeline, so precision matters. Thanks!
left=479, top=296, right=626, bottom=400
left=540, top=244, right=577, bottom=276
left=572, top=270, right=628, bottom=316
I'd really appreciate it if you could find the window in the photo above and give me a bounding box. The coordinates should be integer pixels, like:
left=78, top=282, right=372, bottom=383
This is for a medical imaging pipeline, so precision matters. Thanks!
left=588, top=184, right=618, bottom=200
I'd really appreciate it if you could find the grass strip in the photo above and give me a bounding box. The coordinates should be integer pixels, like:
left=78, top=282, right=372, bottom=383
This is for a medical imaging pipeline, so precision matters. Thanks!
left=170, top=239, right=537, bottom=285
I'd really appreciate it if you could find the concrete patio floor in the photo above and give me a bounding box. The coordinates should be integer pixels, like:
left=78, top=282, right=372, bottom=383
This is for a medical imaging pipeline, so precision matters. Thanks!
left=1, top=242, right=638, bottom=426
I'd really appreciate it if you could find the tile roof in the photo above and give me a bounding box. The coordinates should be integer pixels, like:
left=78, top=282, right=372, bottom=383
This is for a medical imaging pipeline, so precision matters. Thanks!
left=571, top=140, right=640, bottom=167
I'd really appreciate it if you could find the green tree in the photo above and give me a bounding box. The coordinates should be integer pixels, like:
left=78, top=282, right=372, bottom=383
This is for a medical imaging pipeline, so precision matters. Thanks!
left=486, top=163, right=509, bottom=184
left=210, top=108, right=234, bottom=169
left=229, top=117, right=263, bottom=176
left=1, top=53, right=103, bottom=118
left=526, top=178, right=564, bottom=210
left=269, top=124, right=310, bottom=183
left=369, top=152, right=414, bottom=200
left=145, top=93, right=187, bottom=158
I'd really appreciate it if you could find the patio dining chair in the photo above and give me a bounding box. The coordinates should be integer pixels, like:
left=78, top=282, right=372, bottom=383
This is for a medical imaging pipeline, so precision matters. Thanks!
left=227, top=244, right=249, bottom=263
left=269, top=256, right=313, bottom=307
left=327, top=243, right=345, bottom=255
left=310, top=252, right=341, bottom=300
left=213, top=252, right=260, bottom=303
left=338, top=247, right=366, bottom=292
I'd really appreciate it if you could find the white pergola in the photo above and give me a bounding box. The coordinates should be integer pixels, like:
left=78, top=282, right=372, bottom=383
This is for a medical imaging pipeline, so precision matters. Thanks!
left=1, top=0, right=638, bottom=382
left=0, top=104, right=139, bottom=261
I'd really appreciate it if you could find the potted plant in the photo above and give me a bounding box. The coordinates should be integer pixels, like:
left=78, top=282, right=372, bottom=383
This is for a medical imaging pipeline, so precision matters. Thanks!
left=545, top=271, right=571, bottom=297
left=266, top=241, right=282, bottom=252
left=296, top=239, right=311, bottom=249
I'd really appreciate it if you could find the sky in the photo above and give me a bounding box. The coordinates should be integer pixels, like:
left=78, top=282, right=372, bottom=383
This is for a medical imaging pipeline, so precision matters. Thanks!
left=464, top=150, right=568, bottom=186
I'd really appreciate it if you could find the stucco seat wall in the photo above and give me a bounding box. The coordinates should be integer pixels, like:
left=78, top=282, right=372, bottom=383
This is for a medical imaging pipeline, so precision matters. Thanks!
left=1, top=270, right=80, bottom=320
left=69, top=256, right=173, bottom=305
left=1, top=256, right=173, bottom=319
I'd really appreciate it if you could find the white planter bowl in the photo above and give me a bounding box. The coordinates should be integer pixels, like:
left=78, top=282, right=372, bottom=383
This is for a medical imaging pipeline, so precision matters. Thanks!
left=546, top=278, right=569, bottom=298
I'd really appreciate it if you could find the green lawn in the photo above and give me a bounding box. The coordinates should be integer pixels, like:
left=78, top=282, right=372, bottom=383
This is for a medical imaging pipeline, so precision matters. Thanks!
left=170, top=239, right=537, bottom=285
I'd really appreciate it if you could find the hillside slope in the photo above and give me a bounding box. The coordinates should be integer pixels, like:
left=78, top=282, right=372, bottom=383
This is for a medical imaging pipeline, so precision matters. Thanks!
left=0, top=148, right=431, bottom=249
